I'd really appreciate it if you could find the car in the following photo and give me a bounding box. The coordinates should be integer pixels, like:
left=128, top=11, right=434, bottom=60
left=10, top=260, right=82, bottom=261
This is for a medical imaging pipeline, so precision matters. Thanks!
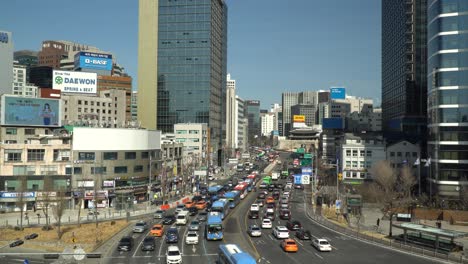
left=192, top=195, right=203, bottom=202
left=267, top=185, right=275, bottom=192
left=189, top=220, right=200, bottom=231
left=195, top=200, right=207, bottom=210
left=248, top=210, right=259, bottom=219
left=286, top=220, right=302, bottom=231
left=266, top=203, right=275, bottom=213
left=265, top=211, right=275, bottom=220
left=133, top=221, right=148, bottom=233
left=250, top=203, right=260, bottom=211
left=257, top=193, right=266, bottom=199
left=294, top=184, right=304, bottom=190
left=117, top=236, right=133, bottom=251
left=185, top=230, right=199, bottom=245
left=24, top=233, right=38, bottom=240
left=248, top=225, right=262, bottom=237
left=283, top=191, right=291, bottom=197
left=163, top=215, right=176, bottom=225
left=279, top=203, right=289, bottom=210
left=273, top=226, right=290, bottom=239
left=279, top=209, right=291, bottom=220
left=150, top=224, right=164, bottom=237
left=154, top=210, right=166, bottom=219
left=276, top=183, right=283, bottom=189
left=166, top=245, right=182, bottom=264
left=259, top=183, right=268, bottom=189
left=312, top=238, right=332, bottom=252
left=141, top=236, right=156, bottom=251
left=9, top=239, right=24, bottom=248
left=281, top=238, right=298, bottom=252
left=296, top=229, right=312, bottom=240
left=261, top=218, right=272, bottom=229
left=256, top=199, right=264, bottom=207
left=273, top=191, right=280, bottom=200
left=280, top=197, right=289, bottom=205
left=208, top=175, right=215, bottom=181
left=175, top=204, right=185, bottom=215
left=185, top=201, right=195, bottom=208
left=165, top=228, right=179, bottom=243
left=188, top=207, right=198, bottom=216
left=197, top=211, right=208, bottom=222
left=266, top=196, right=275, bottom=204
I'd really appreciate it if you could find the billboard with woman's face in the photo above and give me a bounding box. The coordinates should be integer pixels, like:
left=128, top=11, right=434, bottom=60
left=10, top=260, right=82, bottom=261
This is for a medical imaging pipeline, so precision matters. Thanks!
left=1, top=95, right=61, bottom=127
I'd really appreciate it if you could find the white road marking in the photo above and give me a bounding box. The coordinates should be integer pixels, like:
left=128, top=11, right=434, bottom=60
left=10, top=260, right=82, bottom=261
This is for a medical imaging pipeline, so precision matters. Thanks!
left=132, top=233, right=148, bottom=257
left=314, top=253, right=324, bottom=259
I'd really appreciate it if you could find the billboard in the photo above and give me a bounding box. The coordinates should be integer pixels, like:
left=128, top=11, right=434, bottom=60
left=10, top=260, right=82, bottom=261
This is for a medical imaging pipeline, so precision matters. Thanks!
left=74, top=51, right=113, bottom=71
left=322, top=117, right=344, bottom=129
left=330, top=87, right=346, bottom=99
left=1, top=96, right=61, bottom=127
left=53, top=70, right=97, bottom=94
left=293, top=115, right=305, bottom=122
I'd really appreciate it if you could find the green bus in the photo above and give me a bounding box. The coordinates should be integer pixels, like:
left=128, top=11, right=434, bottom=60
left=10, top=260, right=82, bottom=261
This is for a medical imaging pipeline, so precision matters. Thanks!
left=262, top=176, right=272, bottom=185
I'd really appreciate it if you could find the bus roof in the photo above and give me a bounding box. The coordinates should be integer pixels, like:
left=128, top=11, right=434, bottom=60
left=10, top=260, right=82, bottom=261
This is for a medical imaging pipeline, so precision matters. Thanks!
left=207, top=212, right=223, bottom=224
left=224, top=191, right=240, bottom=198
left=212, top=199, right=228, bottom=207
left=208, top=185, right=223, bottom=192
left=219, top=244, right=257, bottom=264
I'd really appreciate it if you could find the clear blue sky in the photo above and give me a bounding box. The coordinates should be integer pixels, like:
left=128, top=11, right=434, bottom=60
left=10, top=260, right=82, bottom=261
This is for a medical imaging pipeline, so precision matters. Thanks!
left=1, top=0, right=381, bottom=109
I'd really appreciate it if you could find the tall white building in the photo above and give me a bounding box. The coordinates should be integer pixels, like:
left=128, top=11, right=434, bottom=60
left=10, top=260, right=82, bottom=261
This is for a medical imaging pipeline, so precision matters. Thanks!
left=270, top=103, right=282, bottom=132
left=226, top=74, right=237, bottom=152
left=174, top=123, right=208, bottom=159
left=329, top=96, right=373, bottom=118
left=12, top=64, right=38, bottom=97
left=0, top=30, right=13, bottom=95
left=260, top=112, right=275, bottom=136
left=235, top=96, right=247, bottom=152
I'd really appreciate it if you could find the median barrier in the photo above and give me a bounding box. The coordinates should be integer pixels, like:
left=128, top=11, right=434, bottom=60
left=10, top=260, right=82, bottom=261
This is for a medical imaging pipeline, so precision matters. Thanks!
left=161, top=204, right=170, bottom=210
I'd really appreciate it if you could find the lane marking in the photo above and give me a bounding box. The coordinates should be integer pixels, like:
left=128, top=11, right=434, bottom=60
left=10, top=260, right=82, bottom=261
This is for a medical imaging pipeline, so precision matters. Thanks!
left=314, top=252, right=324, bottom=259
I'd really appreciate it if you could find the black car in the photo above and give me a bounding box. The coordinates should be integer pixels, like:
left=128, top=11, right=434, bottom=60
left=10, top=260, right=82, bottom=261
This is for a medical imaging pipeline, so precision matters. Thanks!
left=267, top=185, right=275, bottom=192
left=117, top=236, right=133, bottom=251
left=192, top=196, right=203, bottom=202
left=248, top=210, right=259, bottom=219
left=197, top=212, right=208, bottom=222
left=279, top=209, right=291, bottom=220
left=188, top=207, right=198, bottom=216
left=141, top=236, right=156, bottom=251
left=276, top=183, right=283, bottom=189
left=25, top=233, right=38, bottom=240
left=296, top=229, right=312, bottom=240
left=162, top=215, right=176, bottom=225
left=165, top=228, right=179, bottom=243
left=9, top=239, right=24, bottom=248
left=257, top=193, right=266, bottom=199
left=272, top=191, right=280, bottom=200
left=286, top=220, right=302, bottom=231
left=265, top=211, right=275, bottom=220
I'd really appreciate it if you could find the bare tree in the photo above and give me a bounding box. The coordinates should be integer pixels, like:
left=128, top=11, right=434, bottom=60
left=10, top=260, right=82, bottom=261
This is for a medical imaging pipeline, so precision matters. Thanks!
left=52, top=188, right=67, bottom=239
left=460, top=186, right=468, bottom=211
left=367, top=161, right=416, bottom=237
left=16, top=177, right=28, bottom=230
left=40, top=177, right=54, bottom=231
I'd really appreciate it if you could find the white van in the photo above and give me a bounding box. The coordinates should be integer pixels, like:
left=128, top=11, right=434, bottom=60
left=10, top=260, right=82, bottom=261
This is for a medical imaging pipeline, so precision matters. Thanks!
left=176, top=211, right=189, bottom=225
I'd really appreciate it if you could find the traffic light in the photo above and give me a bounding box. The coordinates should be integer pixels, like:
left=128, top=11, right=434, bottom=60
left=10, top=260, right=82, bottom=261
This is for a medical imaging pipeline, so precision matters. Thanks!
left=338, top=173, right=343, bottom=181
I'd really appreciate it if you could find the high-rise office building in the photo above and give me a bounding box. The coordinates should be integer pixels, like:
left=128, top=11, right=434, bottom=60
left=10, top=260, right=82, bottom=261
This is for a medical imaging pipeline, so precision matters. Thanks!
left=245, top=100, right=261, bottom=141
left=427, top=0, right=468, bottom=199
left=138, top=0, right=228, bottom=165
left=226, top=74, right=237, bottom=151
left=235, top=96, right=247, bottom=151
left=281, top=92, right=299, bottom=136
left=382, top=0, right=427, bottom=136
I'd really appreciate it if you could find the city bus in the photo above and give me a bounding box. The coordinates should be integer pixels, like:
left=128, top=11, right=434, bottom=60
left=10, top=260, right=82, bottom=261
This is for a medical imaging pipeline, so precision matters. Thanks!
left=234, top=182, right=249, bottom=199
left=206, top=212, right=223, bottom=240
left=211, top=198, right=230, bottom=219
left=223, top=191, right=241, bottom=208
left=262, top=176, right=272, bottom=185
left=218, top=244, right=256, bottom=264
left=208, top=185, right=225, bottom=201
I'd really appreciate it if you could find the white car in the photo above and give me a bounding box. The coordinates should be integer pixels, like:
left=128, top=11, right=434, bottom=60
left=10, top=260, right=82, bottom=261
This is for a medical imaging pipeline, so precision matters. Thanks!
left=250, top=204, right=260, bottom=212
left=166, top=245, right=182, bottom=264
left=261, top=219, right=272, bottom=229
left=312, top=238, right=332, bottom=252
left=273, top=226, right=289, bottom=239
left=208, top=175, right=215, bottom=181
left=248, top=225, right=262, bottom=237
left=185, top=231, right=199, bottom=245
left=175, top=204, right=185, bottom=215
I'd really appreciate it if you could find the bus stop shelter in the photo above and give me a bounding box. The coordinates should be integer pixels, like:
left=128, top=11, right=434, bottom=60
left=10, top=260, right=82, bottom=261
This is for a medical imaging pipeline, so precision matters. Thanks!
left=392, top=223, right=468, bottom=252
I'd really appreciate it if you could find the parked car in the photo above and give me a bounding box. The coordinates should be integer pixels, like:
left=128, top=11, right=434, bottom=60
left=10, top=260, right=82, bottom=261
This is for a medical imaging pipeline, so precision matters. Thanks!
left=248, top=225, right=262, bottom=237
left=273, top=226, right=290, bottom=239
left=166, top=245, right=182, bottom=264
left=117, top=236, right=133, bottom=251
left=133, top=221, right=148, bottom=233
left=189, top=220, right=200, bottom=231
left=286, top=220, right=302, bottom=231
left=24, top=233, right=38, bottom=240
left=141, top=236, right=156, bottom=251
left=185, top=231, right=199, bottom=245
left=312, top=238, right=332, bottom=252
left=154, top=210, right=165, bottom=219
left=165, top=228, right=179, bottom=243
left=163, top=215, right=176, bottom=225
left=296, top=229, right=311, bottom=240
left=9, top=239, right=24, bottom=248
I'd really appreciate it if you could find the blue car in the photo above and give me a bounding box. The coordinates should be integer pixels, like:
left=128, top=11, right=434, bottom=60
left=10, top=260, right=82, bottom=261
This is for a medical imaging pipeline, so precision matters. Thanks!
left=165, top=227, right=179, bottom=243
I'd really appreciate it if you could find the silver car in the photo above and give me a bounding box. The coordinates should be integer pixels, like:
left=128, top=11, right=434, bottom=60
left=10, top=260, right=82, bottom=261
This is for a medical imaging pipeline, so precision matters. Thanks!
left=133, top=221, right=148, bottom=233
left=189, top=220, right=200, bottom=231
left=154, top=210, right=165, bottom=219
left=248, top=225, right=262, bottom=237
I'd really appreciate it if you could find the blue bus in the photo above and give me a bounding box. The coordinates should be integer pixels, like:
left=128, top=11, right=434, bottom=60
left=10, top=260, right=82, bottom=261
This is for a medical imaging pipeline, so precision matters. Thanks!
left=211, top=198, right=230, bottom=219
left=208, top=185, right=224, bottom=201
left=218, top=244, right=257, bottom=264
left=223, top=191, right=241, bottom=209
left=206, top=212, right=223, bottom=240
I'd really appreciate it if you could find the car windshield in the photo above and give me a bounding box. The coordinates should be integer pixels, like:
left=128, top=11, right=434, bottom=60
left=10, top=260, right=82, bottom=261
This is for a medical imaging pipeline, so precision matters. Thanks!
left=152, top=226, right=161, bottom=230
left=120, top=238, right=131, bottom=243
left=287, top=242, right=296, bottom=245
left=320, top=241, right=330, bottom=245
left=208, top=225, right=222, bottom=232
left=144, top=237, right=154, bottom=242
left=188, top=233, right=197, bottom=237
left=156, top=210, right=163, bottom=213
left=168, top=250, right=180, bottom=256
left=136, top=223, right=145, bottom=227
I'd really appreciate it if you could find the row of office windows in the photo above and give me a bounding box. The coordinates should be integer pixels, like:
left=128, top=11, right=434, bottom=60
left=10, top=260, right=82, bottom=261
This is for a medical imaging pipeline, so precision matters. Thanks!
left=78, top=151, right=149, bottom=161
left=4, top=149, right=70, bottom=162
left=70, top=165, right=145, bottom=175
left=345, top=150, right=373, bottom=157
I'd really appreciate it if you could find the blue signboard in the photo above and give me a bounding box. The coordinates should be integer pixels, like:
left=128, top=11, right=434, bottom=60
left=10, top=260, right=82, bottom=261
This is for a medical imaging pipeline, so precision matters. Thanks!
left=2, top=96, right=61, bottom=127
left=75, top=51, right=112, bottom=71
left=330, top=87, right=346, bottom=99
left=301, top=167, right=312, bottom=175
left=322, top=118, right=344, bottom=129
left=0, top=192, right=35, bottom=199
left=294, top=174, right=302, bottom=185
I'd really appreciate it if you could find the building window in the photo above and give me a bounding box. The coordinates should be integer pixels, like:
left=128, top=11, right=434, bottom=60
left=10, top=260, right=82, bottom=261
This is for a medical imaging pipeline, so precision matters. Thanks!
left=114, top=166, right=128, bottom=174
left=134, top=165, right=143, bottom=173
left=366, top=150, right=372, bottom=157
left=27, top=149, right=45, bottom=161
left=25, top=128, right=35, bottom=135
left=346, top=150, right=351, bottom=156
left=91, top=167, right=107, bottom=174
left=360, top=150, right=365, bottom=157
left=390, top=152, right=395, bottom=157
left=141, top=152, right=149, bottom=159
left=74, top=167, right=82, bottom=174
left=104, top=152, right=118, bottom=160
left=78, top=100, right=82, bottom=105
left=6, top=128, right=17, bottom=135
left=13, top=165, right=27, bottom=175
left=412, top=152, right=417, bottom=157
left=189, top=130, right=199, bottom=134
left=176, top=130, right=187, bottom=134
left=405, top=152, right=410, bottom=157
left=345, top=161, right=351, bottom=167
left=40, top=165, right=58, bottom=175
left=4, top=149, right=22, bottom=162
left=53, top=149, right=70, bottom=161
left=125, top=152, right=136, bottom=160
left=352, top=161, right=358, bottom=168
left=352, top=150, right=358, bottom=157
left=78, top=152, right=95, bottom=160
left=397, top=152, right=402, bottom=157
left=352, top=172, right=357, bottom=178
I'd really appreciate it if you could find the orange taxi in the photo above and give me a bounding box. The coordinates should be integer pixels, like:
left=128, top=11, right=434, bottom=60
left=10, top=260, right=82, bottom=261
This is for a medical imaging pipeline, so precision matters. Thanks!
left=266, top=196, right=275, bottom=204
left=195, top=200, right=207, bottom=210
left=185, top=201, right=195, bottom=208
left=281, top=239, right=298, bottom=252
left=150, top=224, right=164, bottom=237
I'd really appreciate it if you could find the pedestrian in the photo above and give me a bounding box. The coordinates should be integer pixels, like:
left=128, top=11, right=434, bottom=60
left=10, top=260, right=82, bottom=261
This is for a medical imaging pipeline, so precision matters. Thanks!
left=377, top=218, right=380, bottom=227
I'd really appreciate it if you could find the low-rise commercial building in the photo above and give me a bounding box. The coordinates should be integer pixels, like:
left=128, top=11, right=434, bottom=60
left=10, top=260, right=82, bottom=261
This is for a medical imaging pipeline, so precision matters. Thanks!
left=174, top=123, right=208, bottom=159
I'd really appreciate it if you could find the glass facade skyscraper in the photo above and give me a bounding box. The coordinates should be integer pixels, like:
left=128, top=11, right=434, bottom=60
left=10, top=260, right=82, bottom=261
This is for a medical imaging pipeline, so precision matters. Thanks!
left=157, top=0, right=227, bottom=162
left=427, top=0, right=468, bottom=198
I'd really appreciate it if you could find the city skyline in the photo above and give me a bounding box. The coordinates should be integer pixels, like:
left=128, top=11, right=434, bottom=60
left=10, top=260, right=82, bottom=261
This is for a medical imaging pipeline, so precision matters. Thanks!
left=1, top=0, right=381, bottom=108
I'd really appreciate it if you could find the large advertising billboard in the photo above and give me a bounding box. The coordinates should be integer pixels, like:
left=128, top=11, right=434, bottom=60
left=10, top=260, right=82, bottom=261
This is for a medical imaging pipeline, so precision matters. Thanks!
left=330, top=87, right=346, bottom=100
left=53, top=70, right=97, bottom=94
left=293, top=115, right=305, bottom=123
left=74, top=51, right=113, bottom=71
left=1, top=96, right=61, bottom=127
